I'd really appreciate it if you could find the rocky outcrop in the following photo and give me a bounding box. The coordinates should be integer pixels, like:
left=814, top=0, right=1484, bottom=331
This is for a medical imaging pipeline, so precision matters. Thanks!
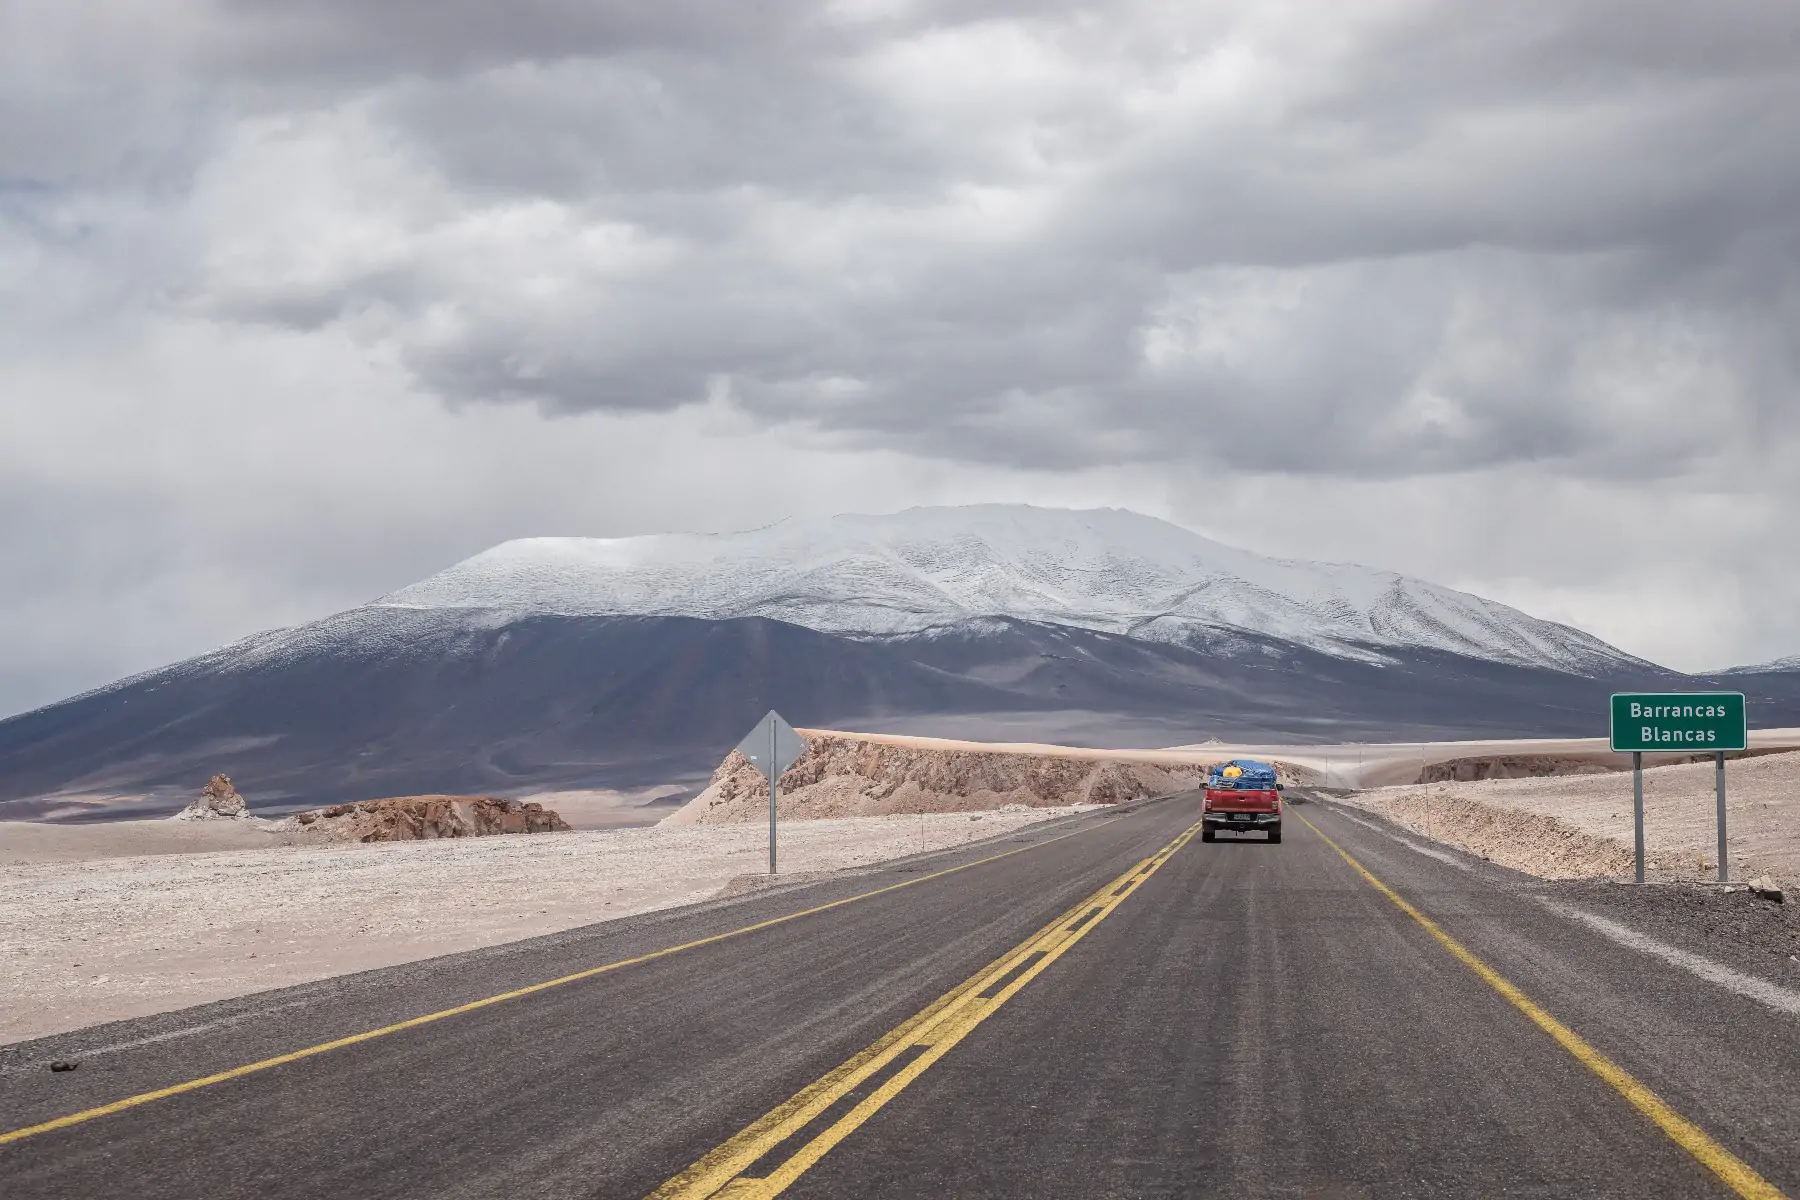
left=171, top=774, right=249, bottom=821
left=286, top=795, right=572, bottom=842
left=665, top=734, right=1211, bottom=825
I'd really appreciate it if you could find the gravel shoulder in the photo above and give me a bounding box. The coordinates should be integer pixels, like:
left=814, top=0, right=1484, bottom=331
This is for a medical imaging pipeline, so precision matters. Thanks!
left=1541, top=877, right=1800, bottom=989
left=0, top=807, right=1083, bottom=1045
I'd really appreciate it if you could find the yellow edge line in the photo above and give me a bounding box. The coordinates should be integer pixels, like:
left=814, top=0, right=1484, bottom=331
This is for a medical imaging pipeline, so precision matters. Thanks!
left=1294, top=809, right=1789, bottom=1200
left=650, top=820, right=1203, bottom=1199
left=0, top=821, right=1100, bottom=1149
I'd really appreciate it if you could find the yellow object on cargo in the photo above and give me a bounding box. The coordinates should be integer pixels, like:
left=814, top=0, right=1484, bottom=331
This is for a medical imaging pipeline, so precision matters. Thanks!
left=1222, top=765, right=1243, bottom=778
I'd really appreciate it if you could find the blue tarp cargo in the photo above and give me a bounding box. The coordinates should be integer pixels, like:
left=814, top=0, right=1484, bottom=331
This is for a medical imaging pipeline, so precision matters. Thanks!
left=1207, top=759, right=1278, bottom=790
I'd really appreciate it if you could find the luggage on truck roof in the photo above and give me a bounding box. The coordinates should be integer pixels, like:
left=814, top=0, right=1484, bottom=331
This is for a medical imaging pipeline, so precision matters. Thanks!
left=1212, top=758, right=1275, bottom=774
left=1209, top=758, right=1277, bottom=787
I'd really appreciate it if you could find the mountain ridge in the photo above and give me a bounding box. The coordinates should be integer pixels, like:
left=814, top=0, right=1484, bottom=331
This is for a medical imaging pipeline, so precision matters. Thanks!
left=1721, top=653, right=1800, bottom=675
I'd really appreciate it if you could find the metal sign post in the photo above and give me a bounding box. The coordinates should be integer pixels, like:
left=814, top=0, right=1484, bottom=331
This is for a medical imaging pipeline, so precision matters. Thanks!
left=735, top=710, right=807, bottom=875
left=1609, top=692, right=1747, bottom=885
left=1716, top=750, right=1729, bottom=884
left=769, top=720, right=778, bottom=875
left=1632, top=751, right=1645, bottom=884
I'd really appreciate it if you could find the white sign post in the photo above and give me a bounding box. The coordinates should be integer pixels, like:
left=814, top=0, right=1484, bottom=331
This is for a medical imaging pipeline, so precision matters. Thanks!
left=735, top=710, right=807, bottom=875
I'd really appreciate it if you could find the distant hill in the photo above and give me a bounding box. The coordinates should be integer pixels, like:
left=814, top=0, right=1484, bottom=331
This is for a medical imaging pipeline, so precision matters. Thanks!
left=4, top=505, right=1786, bottom=818
left=1719, top=653, right=1800, bottom=675
left=1713, top=656, right=1800, bottom=716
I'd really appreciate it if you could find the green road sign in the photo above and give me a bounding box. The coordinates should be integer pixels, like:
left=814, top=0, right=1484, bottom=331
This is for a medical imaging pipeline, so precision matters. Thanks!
left=1610, top=692, right=1747, bottom=753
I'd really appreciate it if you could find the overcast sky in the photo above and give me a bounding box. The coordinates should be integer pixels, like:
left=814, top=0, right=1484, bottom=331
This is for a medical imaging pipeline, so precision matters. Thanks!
left=4, top=0, right=1799, bottom=716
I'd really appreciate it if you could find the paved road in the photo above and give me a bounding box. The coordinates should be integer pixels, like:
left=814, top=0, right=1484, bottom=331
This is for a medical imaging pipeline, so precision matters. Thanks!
left=4, top=794, right=1798, bottom=1198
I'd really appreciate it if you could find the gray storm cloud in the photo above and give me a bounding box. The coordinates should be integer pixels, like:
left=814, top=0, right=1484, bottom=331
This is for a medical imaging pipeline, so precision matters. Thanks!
left=3, top=0, right=1799, bottom=712
left=163, top=0, right=1800, bottom=473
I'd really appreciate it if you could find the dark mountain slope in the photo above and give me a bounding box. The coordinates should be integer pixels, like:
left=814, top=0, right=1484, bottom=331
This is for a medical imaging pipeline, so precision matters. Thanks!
left=0, top=612, right=1023, bottom=815
left=889, top=620, right=1700, bottom=739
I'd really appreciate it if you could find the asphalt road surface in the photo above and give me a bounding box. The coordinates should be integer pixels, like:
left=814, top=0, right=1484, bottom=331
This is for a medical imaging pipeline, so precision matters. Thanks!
left=4, top=793, right=1798, bottom=1199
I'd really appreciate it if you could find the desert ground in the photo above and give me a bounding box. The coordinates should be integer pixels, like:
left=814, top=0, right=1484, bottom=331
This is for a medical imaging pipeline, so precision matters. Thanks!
left=0, top=806, right=1084, bottom=1045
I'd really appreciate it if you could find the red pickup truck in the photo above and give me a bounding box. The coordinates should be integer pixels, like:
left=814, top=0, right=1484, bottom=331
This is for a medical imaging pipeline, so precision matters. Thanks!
left=1201, top=760, right=1282, bottom=843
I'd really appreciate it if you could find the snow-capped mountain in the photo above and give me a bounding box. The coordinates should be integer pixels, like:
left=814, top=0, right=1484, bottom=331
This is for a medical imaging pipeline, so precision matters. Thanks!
left=382, top=505, right=1642, bottom=676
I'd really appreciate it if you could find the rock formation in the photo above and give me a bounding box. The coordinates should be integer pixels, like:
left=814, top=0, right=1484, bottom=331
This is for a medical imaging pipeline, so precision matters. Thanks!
left=666, top=733, right=1212, bottom=825
left=286, top=795, right=572, bottom=842
left=171, top=774, right=249, bottom=821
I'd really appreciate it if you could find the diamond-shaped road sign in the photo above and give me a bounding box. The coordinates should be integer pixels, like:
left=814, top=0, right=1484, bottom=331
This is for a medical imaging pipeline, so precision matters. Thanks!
left=736, top=710, right=807, bottom=781
left=736, top=711, right=807, bottom=876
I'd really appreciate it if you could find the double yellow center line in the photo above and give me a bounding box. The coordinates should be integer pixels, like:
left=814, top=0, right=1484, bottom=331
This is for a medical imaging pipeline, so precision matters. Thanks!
left=648, top=820, right=1203, bottom=1199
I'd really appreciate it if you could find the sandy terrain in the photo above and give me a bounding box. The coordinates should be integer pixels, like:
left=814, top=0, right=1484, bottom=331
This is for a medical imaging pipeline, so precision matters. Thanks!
left=0, top=807, right=1080, bottom=1045
left=0, top=790, right=678, bottom=870
left=0, top=819, right=298, bottom=864
left=1339, top=749, right=1800, bottom=885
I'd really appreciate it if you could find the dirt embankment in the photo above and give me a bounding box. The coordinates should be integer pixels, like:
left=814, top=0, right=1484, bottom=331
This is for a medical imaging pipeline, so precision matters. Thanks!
left=1415, top=756, right=1615, bottom=784
left=1345, top=749, right=1800, bottom=885
left=1414, top=747, right=1797, bottom=785
left=287, top=795, right=571, bottom=842
left=1358, top=791, right=1637, bottom=879
left=665, top=732, right=1214, bottom=825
